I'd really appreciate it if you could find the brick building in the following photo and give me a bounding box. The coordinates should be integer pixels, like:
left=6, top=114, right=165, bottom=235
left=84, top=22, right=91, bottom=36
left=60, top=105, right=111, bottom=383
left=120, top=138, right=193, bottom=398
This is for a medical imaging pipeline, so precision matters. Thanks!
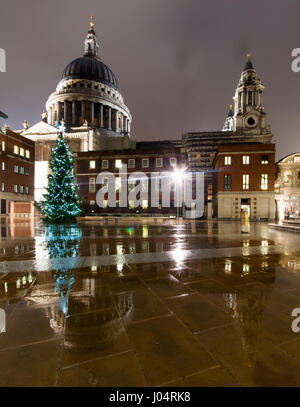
left=0, top=126, right=35, bottom=216
left=75, top=146, right=186, bottom=216
left=212, top=143, right=276, bottom=220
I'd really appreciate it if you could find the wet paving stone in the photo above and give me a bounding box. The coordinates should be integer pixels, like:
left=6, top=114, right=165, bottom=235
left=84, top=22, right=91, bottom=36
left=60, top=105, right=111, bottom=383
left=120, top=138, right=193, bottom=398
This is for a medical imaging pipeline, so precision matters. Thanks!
left=1, top=219, right=300, bottom=386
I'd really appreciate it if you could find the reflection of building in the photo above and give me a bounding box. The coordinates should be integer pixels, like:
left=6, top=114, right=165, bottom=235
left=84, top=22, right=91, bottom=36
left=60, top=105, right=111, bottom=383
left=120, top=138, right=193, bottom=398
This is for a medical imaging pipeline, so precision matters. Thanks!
left=212, top=143, right=276, bottom=220
left=275, top=153, right=300, bottom=221
left=0, top=120, right=35, bottom=215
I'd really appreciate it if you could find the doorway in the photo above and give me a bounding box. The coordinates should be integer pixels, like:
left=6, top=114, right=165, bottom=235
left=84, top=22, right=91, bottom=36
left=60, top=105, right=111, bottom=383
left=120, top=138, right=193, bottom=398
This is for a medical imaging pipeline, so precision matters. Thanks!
left=241, top=198, right=250, bottom=220
left=1, top=199, right=6, bottom=215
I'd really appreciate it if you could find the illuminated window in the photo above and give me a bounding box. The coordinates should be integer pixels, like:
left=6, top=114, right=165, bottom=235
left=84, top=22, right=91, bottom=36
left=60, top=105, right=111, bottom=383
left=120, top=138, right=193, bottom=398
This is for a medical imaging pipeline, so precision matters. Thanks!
left=103, top=200, right=108, bottom=208
left=142, top=158, right=149, bottom=168
left=14, top=184, right=18, bottom=193
left=170, top=157, right=177, bottom=167
left=20, top=148, right=24, bottom=157
left=89, top=160, right=96, bottom=169
left=20, top=185, right=24, bottom=194
left=156, top=158, right=163, bottom=168
left=25, top=186, right=29, bottom=195
left=102, top=159, right=108, bottom=169
left=261, top=174, right=268, bottom=190
left=25, top=150, right=30, bottom=159
left=224, top=174, right=231, bottom=190
left=2, top=162, right=4, bottom=170
left=224, top=156, right=231, bottom=165
left=128, top=159, right=135, bottom=168
left=14, top=145, right=19, bottom=155
left=115, top=159, right=122, bottom=168
left=243, top=155, right=250, bottom=165
left=242, top=174, right=249, bottom=190
left=14, top=165, right=18, bottom=173
left=142, top=200, right=148, bottom=209
left=90, top=200, right=95, bottom=205
left=1, top=141, right=5, bottom=151
left=89, top=177, right=96, bottom=192
left=1, top=183, right=4, bottom=192
left=261, top=155, right=268, bottom=164
left=20, top=167, right=24, bottom=175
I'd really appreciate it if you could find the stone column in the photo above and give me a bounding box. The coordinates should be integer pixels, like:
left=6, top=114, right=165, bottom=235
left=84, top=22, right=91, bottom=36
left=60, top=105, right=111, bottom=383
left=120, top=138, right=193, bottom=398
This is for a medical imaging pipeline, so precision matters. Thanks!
left=91, top=102, right=94, bottom=126
left=100, top=104, right=104, bottom=127
left=108, top=107, right=112, bottom=130
left=81, top=101, right=85, bottom=124
left=58, top=102, right=62, bottom=123
left=47, top=108, right=51, bottom=125
left=72, top=101, right=76, bottom=125
left=115, top=111, right=119, bottom=132
left=64, top=100, right=68, bottom=123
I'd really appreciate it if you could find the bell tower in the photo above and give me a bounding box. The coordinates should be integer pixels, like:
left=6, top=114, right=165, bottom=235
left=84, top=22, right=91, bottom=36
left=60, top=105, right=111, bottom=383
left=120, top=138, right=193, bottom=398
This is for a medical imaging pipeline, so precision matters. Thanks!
left=233, top=54, right=270, bottom=135
left=84, top=15, right=100, bottom=58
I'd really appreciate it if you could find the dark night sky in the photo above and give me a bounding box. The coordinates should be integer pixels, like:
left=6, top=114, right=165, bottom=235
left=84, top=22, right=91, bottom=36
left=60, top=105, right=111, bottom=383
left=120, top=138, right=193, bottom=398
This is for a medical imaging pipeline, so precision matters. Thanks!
left=1, top=0, right=300, bottom=160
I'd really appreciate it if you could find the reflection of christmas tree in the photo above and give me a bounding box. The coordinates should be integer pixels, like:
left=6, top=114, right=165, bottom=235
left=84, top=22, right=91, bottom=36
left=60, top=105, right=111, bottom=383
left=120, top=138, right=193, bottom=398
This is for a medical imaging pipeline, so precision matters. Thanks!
left=40, top=127, right=81, bottom=222
left=45, top=224, right=82, bottom=314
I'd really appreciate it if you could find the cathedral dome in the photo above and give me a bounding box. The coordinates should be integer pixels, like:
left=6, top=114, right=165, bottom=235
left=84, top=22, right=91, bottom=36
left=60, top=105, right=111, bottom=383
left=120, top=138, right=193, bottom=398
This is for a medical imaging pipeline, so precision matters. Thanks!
left=62, top=56, right=118, bottom=90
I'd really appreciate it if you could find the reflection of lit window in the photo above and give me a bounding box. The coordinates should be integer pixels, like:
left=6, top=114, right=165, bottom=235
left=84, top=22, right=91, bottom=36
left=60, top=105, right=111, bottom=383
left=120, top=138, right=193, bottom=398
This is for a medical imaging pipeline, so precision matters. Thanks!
left=117, top=244, right=124, bottom=255
left=242, top=264, right=249, bottom=275
left=243, top=240, right=250, bottom=247
left=4, top=282, right=8, bottom=293
left=91, top=266, right=97, bottom=272
left=261, top=240, right=268, bottom=247
left=129, top=243, right=136, bottom=254
left=262, top=262, right=268, bottom=270
left=143, top=225, right=148, bottom=238
left=225, top=261, right=232, bottom=274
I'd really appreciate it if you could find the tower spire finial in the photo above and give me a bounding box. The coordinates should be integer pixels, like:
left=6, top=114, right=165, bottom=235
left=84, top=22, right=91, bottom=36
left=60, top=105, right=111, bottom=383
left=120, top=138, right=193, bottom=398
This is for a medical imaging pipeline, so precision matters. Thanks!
left=90, top=15, right=95, bottom=31
left=247, top=53, right=251, bottom=61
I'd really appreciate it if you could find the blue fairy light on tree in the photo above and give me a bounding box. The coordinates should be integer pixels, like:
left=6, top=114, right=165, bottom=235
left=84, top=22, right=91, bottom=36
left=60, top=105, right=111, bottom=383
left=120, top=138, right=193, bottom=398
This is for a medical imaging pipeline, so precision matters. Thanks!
left=40, top=123, right=82, bottom=222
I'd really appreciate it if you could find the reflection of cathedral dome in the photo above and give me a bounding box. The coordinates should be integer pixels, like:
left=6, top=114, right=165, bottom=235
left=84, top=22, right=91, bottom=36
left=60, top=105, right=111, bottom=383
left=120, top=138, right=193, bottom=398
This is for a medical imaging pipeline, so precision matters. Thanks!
left=62, top=57, right=118, bottom=90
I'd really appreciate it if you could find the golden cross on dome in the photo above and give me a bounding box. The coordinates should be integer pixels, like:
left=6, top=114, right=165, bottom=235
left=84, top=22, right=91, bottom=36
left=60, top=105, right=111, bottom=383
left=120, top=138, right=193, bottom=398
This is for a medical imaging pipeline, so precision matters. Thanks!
left=90, top=15, right=95, bottom=31
left=247, top=53, right=251, bottom=60
left=229, top=104, right=233, bottom=110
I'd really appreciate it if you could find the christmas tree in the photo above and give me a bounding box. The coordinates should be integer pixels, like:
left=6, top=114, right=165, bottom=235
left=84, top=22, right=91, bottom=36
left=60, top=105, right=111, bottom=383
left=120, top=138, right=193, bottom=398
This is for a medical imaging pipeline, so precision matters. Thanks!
left=40, top=126, right=82, bottom=222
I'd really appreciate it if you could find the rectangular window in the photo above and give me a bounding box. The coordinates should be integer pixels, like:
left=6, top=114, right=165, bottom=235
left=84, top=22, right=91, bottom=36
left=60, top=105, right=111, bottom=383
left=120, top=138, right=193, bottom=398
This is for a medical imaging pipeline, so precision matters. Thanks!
left=25, top=186, right=29, bottom=195
left=103, top=200, right=108, bottom=208
left=243, top=155, right=250, bottom=165
left=170, top=157, right=177, bottom=167
left=1, top=182, right=4, bottom=192
left=14, top=145, right=19, bottom=155
left=14, top=165, right=18, bottom=173
left=261, top=174, right=268, bottom=190
left=25, top=168, right=30, bottom=176
left=224, top=156, right=231, bottom=165
left=20, top=186, right=24, bottom=194
left=25, top=150, right=30, bottom=159
left=20, top=167, right=24, bottom=175
left=142, top=200, right=148, bottom=209
left=1, top=141, right=5, bottom=151
left=20, top=148, right=24, bottom=157
left=102, top=159, right=108, bottom=169
left=14, top=185, right=18, bottom=193
left=90, top=200, right=95, bottom=205
left=224, top=175, right=231, bottom=190
left=242, top=174, right=249, bottom=190
left=142, top=158, right=149, bottom=168
left=89, top=160, right=96, bottom=169
left=156, top=158, right=163, bottom=168
left=128, top=159, right=135, bottom=168
left=2, top=162, right=5, bottom=170
left=261, top=155, right=269, bottom=164
left=89, top=177, right=96, bottom=193
left=115, top=159, right=122, bottom=168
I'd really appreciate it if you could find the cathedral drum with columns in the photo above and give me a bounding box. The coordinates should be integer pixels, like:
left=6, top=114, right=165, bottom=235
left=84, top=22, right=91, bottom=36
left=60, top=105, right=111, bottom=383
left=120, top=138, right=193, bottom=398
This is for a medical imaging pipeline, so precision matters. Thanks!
left=21, top=16, right=133, bottom=202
